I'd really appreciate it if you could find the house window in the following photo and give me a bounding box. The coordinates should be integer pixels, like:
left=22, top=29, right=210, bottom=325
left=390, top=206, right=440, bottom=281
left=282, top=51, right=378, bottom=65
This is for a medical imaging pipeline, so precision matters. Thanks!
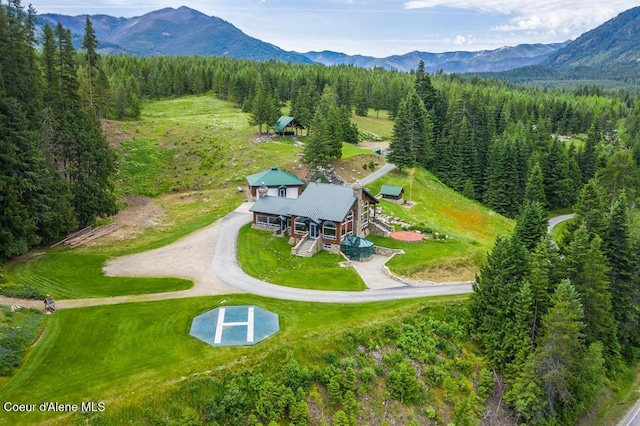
left=343, top=210, right=354, bottom=236
left=294, top=217, right=307, bottom=234
left=256, top=215, right=279, bottom=227
left=362, top=201, right=369, bottom=226
left=323, top=221, right=337, bottom=240
left=278, top=186, right=286, bottom=197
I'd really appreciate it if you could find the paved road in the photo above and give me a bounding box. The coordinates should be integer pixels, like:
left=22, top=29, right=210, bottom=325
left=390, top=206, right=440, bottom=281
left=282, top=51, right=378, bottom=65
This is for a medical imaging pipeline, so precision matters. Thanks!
left=547, top=213, right=575, bottom=232
left=359, top=163, right=396, bottom=185
left=620, top=401, right=640, bottom=426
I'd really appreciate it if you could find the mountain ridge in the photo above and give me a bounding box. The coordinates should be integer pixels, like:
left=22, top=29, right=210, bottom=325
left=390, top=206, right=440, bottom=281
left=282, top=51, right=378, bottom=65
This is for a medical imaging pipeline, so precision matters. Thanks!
left=37, top=5, right=640, bottom=74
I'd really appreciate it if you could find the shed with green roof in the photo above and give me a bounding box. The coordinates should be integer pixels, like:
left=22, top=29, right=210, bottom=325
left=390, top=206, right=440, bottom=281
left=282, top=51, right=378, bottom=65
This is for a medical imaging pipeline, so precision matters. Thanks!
left=380, top=185, right=404, bottom=200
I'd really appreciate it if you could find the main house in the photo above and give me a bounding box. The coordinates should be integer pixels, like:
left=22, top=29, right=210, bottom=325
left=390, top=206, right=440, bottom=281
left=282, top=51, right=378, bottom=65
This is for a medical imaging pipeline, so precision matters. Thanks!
left=250, top=181, right=379, bottom=257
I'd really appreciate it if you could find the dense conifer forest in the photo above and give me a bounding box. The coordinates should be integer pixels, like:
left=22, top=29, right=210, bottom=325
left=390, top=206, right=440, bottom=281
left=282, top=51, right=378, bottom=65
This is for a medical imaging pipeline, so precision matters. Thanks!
left=0, top=1, right=116, bottom=259
left=3, top=0, right=640, bottom=423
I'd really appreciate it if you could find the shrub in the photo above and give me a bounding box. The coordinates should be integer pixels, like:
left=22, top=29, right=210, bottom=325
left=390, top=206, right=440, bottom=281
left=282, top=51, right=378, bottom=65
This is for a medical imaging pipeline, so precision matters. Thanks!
left=0, top=307, right=46, bottom=376
left=0, top=284, right=45, bottom=299
left=386, top=361, right=424, bottom=404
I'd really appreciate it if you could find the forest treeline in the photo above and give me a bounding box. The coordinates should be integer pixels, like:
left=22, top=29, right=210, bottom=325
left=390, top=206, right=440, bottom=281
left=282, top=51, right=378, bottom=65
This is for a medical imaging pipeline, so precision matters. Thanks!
left=100, top=49, right=640, bottom=219
left=0, top=0, right=116, bottom=260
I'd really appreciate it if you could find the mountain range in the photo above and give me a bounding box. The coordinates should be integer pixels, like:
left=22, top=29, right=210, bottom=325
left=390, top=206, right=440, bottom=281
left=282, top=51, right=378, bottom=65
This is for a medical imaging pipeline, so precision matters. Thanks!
left=37, top=5, right=640, bottom=74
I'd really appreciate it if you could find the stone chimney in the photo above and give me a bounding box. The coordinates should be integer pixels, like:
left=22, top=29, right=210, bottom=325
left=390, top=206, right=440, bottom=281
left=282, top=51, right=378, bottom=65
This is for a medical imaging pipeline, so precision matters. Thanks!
left=257, top=183, right=268, bottom=199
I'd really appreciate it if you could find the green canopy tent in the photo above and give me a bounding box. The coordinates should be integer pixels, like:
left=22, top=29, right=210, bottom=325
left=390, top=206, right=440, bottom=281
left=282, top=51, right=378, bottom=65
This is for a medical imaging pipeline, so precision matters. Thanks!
left=341, top=235, right=374, bottom=261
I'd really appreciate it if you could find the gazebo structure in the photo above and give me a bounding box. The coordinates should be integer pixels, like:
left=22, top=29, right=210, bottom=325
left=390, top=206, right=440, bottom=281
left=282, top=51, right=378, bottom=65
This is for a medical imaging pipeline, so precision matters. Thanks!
left=341, top=235, right=375, bottom=261
left=272, top=116, right=306, bottom=136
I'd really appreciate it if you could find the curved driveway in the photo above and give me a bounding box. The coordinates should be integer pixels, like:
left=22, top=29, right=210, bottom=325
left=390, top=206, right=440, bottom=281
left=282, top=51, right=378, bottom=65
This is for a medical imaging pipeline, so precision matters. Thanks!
left=213, top=211, right=472, bottom=303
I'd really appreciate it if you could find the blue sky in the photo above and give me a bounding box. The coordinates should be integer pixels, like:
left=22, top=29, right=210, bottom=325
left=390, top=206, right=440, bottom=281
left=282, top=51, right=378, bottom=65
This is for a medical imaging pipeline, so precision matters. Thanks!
left=32, top=0, right=639, bottom=57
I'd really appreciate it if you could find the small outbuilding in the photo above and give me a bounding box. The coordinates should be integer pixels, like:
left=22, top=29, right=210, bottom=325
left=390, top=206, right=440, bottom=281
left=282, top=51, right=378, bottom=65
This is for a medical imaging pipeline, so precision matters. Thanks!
left=341, top=235, right=375, bottom=261
left=272, top=116, right=306, bottom=136
left=380, top=185, right=404, bottom=201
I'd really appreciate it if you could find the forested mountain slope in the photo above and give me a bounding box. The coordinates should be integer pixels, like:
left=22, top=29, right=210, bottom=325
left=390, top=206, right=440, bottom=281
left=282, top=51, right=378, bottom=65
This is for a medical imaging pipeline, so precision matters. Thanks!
left=544, top=5, right=640, bottom=67
left=38, top=6, right=313, bottom=63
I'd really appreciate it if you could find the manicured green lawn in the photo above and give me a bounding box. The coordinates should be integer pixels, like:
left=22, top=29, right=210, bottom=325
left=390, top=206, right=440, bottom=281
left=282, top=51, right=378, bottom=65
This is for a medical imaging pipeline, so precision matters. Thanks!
left=237, top=225, right=366, bottom=291
left=0, top=294, right=466, bottom=426
left=362, top=167, right=512, bottom=280
left=5, top=251, right=191, bottom=299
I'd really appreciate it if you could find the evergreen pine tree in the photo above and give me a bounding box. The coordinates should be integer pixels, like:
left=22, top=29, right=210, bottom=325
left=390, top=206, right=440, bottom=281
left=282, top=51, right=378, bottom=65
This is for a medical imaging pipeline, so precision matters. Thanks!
left=580, top=121, right=600, bottom=183
left=570, top=178, right=609, bottom=241
left=471, top=236, right=530, bottom=369
left=524, top=161, right=547, bottom=207
left=603, top=191, right=639, bottom=356
left=563, top=225, right=620, bottom=369
left=81, top=16, right=99, bottom=110
left=514, top=201, right=547, bottom=252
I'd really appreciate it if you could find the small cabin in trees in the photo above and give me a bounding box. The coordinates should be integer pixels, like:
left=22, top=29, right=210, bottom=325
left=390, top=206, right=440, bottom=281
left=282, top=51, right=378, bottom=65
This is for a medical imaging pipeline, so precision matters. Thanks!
left=246, top=167, right=304, bottom=201
left=250, top=182, right=378, bottom=257
left=272, top=116, right=306, bottom=136
left=380, top=185, right=404, bottom=202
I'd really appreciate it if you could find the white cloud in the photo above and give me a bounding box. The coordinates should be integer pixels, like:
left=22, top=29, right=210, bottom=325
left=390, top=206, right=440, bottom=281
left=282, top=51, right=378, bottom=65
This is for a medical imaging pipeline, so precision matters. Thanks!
left=403, top=0, right=638, bottom=37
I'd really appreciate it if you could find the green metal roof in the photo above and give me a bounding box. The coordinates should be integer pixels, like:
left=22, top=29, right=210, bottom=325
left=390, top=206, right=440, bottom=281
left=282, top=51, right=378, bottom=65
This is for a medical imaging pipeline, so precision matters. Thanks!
left=246, top=167, right=304, bottom=187
left=380, top=184, right=404, bottom=197
left=272, top=116, right=295, bottom=131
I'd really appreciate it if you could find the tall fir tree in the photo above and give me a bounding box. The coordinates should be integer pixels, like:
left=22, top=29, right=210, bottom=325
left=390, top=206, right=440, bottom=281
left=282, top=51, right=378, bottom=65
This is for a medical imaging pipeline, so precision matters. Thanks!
left=603, top=191, right=639, bottom=357
left=597, top=150, right=640, bottom=209
left=524, top=161, right=547, bottom=207
left=81, top=16, right=98, bottom=109
left=580, top=121, right=601, bottom=183
left=562, top=225, right=620, bottom=370
left=510, top=280, right=605, bottom=423
left=388, top=90, right=433, bottom=171
left=471, top=236, right=530, bottom=369
left=514, top=200, right=547, bottom=252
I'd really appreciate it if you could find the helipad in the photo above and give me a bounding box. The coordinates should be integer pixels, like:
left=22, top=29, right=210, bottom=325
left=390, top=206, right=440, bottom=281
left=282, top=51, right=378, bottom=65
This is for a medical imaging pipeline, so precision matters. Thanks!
left=190, top=305, right=279, bottom=347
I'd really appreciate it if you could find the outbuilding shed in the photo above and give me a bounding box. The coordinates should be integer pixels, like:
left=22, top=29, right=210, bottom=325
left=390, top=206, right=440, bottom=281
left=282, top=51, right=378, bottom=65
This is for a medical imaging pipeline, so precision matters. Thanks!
left=380, top=185, right=404, bottom=200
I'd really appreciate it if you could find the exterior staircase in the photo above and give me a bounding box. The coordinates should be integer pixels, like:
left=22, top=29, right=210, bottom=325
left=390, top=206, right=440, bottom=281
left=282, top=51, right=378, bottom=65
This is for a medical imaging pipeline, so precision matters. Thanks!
left=291, top=236, right=321, bottom=257
left=369, top=217, right=394, bottom=237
